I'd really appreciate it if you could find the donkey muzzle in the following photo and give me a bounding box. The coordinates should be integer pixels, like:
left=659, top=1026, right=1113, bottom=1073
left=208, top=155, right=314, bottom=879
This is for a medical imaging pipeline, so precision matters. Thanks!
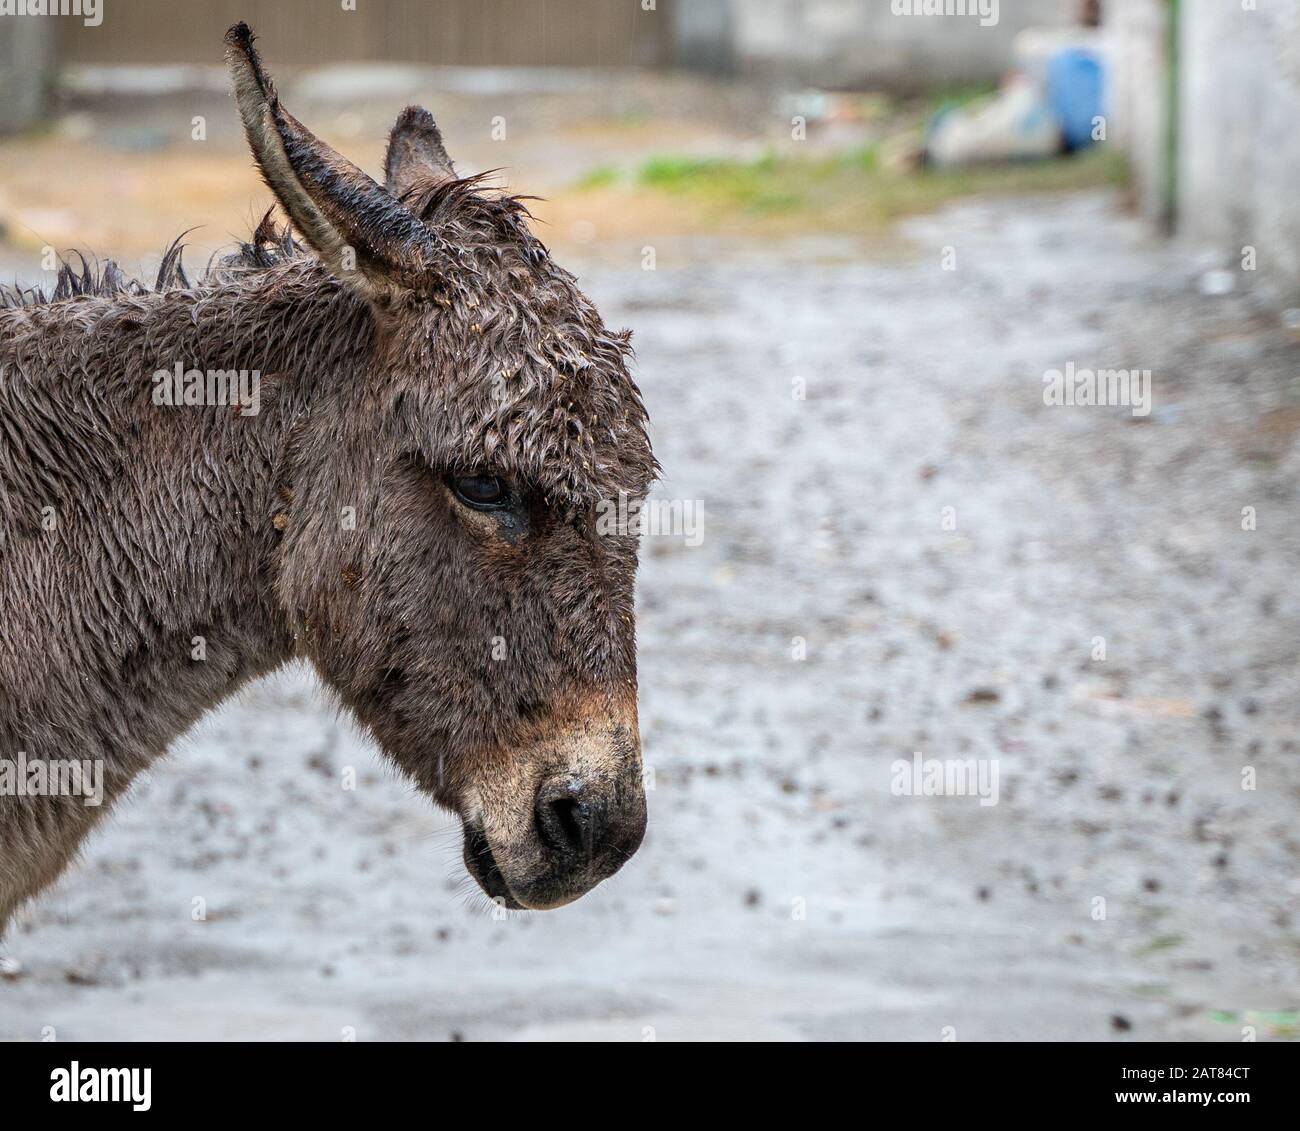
left=461, top=719, right=647, bottom=910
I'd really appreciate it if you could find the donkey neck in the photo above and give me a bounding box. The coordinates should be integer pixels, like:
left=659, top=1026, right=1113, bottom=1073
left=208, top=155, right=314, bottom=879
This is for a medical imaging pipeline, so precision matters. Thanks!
left=0, top=270, right=368, bottom=881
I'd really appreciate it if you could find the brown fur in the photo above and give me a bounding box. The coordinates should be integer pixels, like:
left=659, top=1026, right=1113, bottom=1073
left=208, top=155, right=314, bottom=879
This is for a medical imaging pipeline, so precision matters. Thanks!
left=0, top=24, right=654, bottom=929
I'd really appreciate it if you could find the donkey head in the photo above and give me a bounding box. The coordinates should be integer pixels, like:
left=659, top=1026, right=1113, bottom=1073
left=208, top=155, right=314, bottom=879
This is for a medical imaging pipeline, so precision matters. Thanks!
left=225, top=25, right=654, bottom=910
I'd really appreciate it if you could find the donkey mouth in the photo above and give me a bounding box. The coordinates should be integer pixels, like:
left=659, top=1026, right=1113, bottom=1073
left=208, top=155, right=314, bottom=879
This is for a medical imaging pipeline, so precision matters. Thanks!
left=462, top=823, right=524, bottom=910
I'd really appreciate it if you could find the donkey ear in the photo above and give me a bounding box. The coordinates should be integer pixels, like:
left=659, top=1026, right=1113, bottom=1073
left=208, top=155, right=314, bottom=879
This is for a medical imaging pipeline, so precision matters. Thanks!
left=224, top=23, right=436, bottom=300
left=384, top=106, right=457, bottom=200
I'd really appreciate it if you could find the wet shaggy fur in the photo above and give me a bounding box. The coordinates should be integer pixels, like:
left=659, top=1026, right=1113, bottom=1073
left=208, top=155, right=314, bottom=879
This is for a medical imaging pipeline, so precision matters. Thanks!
left=0, top=24, right=655, bottom=928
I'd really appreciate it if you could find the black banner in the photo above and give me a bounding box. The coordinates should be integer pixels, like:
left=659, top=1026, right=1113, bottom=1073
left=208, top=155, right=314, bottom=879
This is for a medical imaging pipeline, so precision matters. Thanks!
left=2, top=1040, right=1291, bottom=1116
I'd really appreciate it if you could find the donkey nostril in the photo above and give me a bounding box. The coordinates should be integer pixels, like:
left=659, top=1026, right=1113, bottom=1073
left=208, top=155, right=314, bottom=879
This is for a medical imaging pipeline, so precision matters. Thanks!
left=535, top=783, right=601, bottom=860
left=553, top=798, right=585, bottom=853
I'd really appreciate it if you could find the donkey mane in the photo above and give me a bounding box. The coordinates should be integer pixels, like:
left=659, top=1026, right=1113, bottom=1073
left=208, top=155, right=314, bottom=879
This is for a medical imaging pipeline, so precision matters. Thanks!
left=0, top=213, right=299, bottom=310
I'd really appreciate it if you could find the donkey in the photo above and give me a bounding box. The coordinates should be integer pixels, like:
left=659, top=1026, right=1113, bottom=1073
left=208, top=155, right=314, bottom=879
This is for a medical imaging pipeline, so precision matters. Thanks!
left=0, top=24, right=655, bottom=933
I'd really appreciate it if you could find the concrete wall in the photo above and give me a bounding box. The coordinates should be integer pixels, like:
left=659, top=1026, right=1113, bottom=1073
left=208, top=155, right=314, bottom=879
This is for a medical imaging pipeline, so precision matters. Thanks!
left=1114, top=0, right=1300, bottom=302
left=59, top=0, right=674, bottom=67
left=1107, top=0, right=1172, bottom=230
left=0, top=19, right=54, bottom=134
left=681, top=0, right=1078, bottom=90
left=1179, top=0, right=1300, bottom=303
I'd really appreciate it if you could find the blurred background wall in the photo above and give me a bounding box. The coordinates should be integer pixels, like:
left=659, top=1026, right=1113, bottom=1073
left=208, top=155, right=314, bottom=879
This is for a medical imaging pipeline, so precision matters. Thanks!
left=1111, top=0, right=1300, bottom=302
left=692, top=0, right=1077, bottom=89
left=1179, top=1, right=1300, bottom=302
left=55, top=0, right=1078, bottom=88
left=56, top=0, right=674, bottom=66
left=0, top=18, right=54, bottom=132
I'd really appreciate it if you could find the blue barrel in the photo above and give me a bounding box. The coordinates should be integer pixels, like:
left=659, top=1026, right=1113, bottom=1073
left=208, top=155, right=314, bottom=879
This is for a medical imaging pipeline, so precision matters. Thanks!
left=1046, top=48, right=1104, bottom=152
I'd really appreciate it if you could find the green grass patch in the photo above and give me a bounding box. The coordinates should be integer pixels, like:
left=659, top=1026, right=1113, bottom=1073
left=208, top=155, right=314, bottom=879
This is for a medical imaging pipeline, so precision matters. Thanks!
left=605, top=142, right=1129, bottom=229
left=575, top=164, right=620, bottom=191
left=637, top=150, right=803, bottom=213
left=925, top=82, right=1000, bottom=117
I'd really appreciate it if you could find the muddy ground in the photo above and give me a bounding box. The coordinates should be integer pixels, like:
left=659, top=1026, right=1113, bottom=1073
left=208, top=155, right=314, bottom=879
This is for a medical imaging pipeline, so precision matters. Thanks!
left=1, top=72, right=1298, bottom=1041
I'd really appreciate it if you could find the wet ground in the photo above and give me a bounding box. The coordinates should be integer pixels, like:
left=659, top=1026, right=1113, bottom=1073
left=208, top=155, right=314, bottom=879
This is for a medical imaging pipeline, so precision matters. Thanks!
left=2, top=185, right=1297, bottom=1040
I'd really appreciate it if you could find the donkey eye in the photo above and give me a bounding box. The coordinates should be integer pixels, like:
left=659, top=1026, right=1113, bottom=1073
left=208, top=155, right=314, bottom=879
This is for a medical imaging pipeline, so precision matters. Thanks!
left=450, top=473, right=509, bottom=509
